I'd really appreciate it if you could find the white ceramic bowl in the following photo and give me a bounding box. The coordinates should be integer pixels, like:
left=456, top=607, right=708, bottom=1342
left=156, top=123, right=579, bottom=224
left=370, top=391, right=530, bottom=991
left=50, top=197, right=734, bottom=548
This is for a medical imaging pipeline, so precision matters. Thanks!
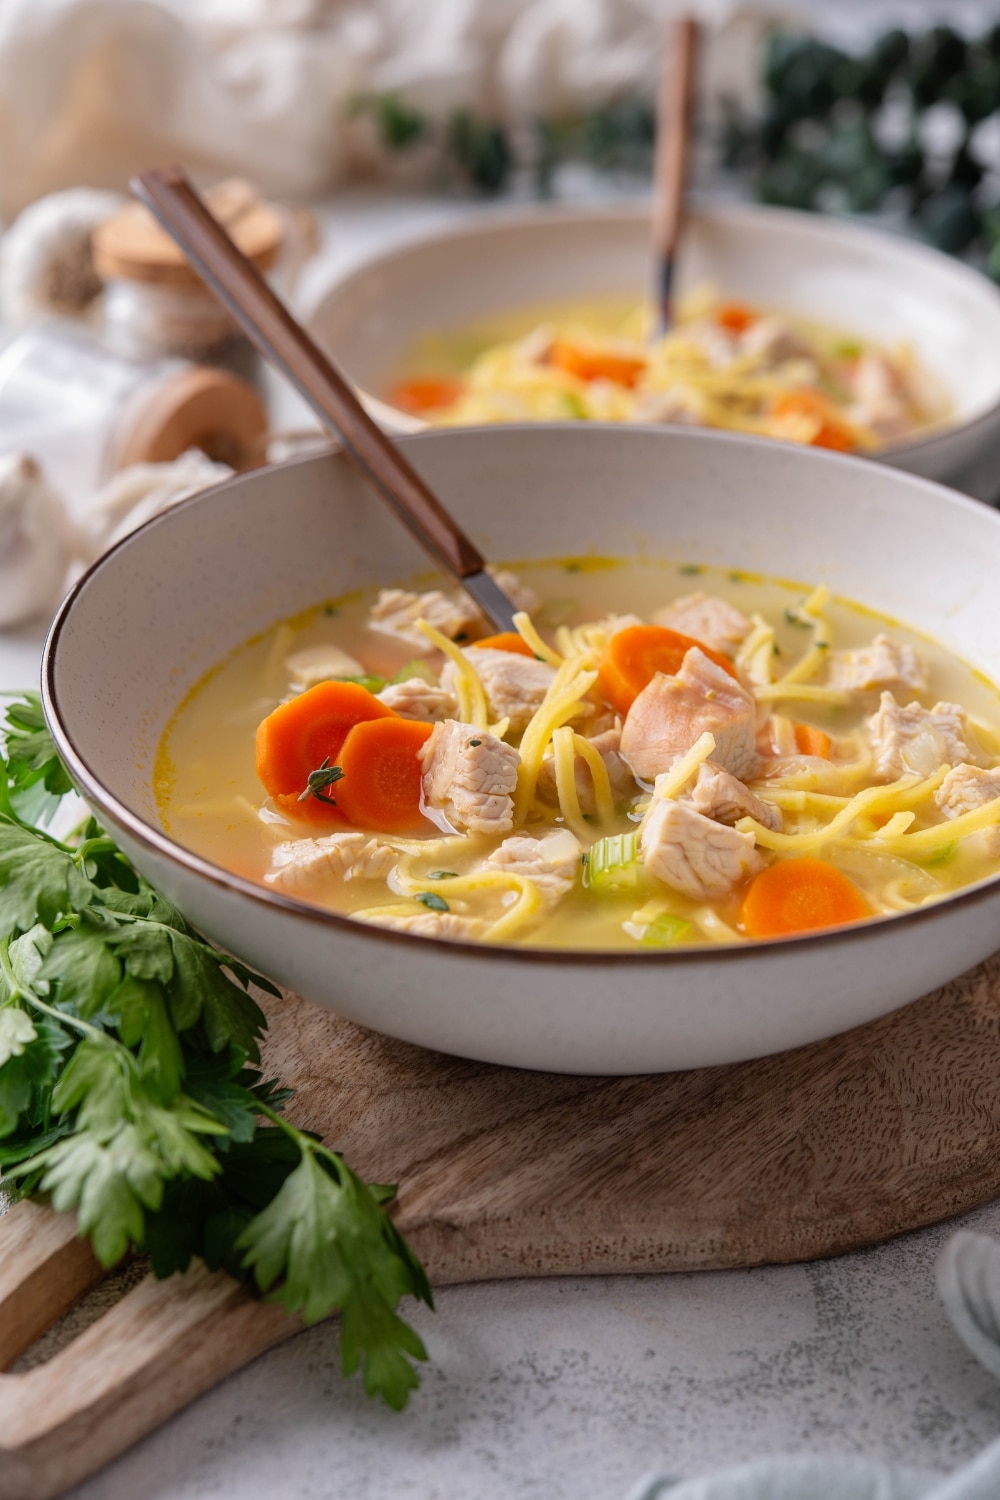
left=310, top=201, right=1000, bottom=490
left=43, top=425, right=1000, bottom=1075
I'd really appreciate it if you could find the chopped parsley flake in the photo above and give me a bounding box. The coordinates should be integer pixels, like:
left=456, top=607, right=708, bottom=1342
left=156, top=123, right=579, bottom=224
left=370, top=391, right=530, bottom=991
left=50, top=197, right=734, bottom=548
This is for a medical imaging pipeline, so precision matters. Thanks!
left=416, top=891, right=450, bottom=912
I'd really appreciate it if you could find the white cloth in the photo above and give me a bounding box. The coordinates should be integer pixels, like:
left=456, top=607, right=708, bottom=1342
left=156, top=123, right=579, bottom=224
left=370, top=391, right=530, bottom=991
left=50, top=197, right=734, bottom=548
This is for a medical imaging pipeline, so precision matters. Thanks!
left=620, top=1230, right=1000, bottom=1499
left=1, top=0, right=992, bottom=220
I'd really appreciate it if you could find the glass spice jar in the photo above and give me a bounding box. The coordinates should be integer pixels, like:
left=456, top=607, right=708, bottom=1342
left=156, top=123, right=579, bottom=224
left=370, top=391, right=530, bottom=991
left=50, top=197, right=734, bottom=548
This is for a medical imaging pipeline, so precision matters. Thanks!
left=92, top=178, right=285, bottom=384
left=0, top=321, right=267, bottom=516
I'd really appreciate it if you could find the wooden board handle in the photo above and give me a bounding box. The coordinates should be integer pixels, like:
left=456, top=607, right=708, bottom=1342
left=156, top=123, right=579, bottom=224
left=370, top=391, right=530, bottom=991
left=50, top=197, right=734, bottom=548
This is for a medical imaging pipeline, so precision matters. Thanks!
left=0, top=1257, right=300, bottom=1500
left=0, top=1201, right=103, bottom=1371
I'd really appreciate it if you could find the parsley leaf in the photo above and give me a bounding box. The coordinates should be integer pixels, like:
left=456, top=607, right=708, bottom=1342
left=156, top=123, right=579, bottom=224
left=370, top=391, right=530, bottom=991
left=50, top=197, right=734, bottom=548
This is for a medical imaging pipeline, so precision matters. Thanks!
left=236, top=1143, right=431, bottom=1409
left=0, top=692, right=432, bottom=1408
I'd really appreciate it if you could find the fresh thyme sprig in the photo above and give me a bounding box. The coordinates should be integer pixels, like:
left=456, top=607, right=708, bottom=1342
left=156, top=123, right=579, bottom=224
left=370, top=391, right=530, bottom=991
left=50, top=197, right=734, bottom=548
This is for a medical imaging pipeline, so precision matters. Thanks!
left=299, top=757, right=345, bottom=806
left=0, top=692, right=431, bottom=1409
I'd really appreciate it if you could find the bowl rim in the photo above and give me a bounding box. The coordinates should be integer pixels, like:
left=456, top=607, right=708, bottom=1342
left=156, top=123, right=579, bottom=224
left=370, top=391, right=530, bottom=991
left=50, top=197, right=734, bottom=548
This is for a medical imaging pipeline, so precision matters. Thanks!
left=307, top=196, right=1000, bottom=460
left=41, top=425, right=1000, bottom=971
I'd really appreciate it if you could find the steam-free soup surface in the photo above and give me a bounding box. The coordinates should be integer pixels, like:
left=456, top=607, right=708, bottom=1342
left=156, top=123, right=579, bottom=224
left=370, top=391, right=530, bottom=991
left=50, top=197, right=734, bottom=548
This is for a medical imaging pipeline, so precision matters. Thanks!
left=156, top=559, right=1000, bottom=951
left=386, top=291, right=948, bottom=451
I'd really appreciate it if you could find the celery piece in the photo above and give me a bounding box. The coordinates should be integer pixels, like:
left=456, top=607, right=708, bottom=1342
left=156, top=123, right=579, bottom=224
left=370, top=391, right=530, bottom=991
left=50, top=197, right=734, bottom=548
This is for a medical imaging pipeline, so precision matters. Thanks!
left=641, top=913, right=696, bottom=947
left=335, top=674, right=386, bottom=693
left=585, top=832, right=642, bottom=893
left=390, top=659, right=435, bottom=685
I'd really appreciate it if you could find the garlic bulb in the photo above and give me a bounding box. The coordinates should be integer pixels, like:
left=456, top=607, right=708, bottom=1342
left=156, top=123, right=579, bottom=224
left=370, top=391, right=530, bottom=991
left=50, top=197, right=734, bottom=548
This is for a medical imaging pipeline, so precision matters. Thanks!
left=0, top=454, right=76, bottom=627
left=82, top=449, right=234, bottom=559
left=0, top=188, right=126, bottom=324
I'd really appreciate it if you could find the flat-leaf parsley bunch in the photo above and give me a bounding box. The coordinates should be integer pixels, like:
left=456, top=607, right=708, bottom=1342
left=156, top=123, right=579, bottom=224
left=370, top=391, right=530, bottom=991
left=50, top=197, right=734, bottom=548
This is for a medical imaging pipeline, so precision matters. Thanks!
left=0, top=693, right=431, bottom=1408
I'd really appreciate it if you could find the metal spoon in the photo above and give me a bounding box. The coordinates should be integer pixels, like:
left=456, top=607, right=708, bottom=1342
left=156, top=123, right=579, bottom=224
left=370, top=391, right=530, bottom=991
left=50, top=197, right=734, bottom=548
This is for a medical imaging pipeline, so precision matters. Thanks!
left=651, top=16, right=698, bottom=335
left=130, top=165, right=519, bottom=633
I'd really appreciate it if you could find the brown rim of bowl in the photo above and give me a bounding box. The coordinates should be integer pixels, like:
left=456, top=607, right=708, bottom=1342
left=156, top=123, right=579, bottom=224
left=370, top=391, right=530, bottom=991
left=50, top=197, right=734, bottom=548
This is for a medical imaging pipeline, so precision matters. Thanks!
left=308, top=198, right=1000, bottom=462
left=40, top=428, right=1000, bottom=970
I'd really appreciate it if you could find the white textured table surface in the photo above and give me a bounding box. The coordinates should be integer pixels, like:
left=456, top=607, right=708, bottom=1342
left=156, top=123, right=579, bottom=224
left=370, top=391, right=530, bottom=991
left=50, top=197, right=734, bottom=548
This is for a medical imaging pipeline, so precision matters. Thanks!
left=5, top=191, right=1000, bottom=1498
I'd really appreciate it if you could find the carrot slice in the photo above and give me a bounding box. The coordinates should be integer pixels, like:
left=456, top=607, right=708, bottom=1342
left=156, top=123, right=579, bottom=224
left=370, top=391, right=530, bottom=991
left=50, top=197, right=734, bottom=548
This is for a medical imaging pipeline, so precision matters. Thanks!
left=387, top=375, right=465, bottom=415
left=598, top=624, right=739, bottom=716
left=334, top=717, right=434, bottom=833
left=715, top=302, right=756, bottom=335
left=549, top=340, right=646, bottom=388
left=255, top=681, right=395, bottom=807
left=740, top=857, right=870, bottom=939
left=792, top=722, right=832, bottom=758
left=770, top=390, right=855, bottom=452
left=471, top=632, right=534, bottom=657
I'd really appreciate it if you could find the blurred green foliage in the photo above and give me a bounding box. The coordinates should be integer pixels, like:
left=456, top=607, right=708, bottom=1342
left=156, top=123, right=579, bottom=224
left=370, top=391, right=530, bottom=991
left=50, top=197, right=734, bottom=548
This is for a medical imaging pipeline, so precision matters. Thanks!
left=351, top=22, right=1000, bottom=277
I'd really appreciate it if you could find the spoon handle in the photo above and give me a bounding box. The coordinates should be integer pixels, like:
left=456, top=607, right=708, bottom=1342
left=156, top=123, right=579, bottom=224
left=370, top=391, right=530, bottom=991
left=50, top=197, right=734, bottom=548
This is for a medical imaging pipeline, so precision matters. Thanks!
left=651, top=16, right=698, bottom=333
left=130, top=166, right=488, bottom=585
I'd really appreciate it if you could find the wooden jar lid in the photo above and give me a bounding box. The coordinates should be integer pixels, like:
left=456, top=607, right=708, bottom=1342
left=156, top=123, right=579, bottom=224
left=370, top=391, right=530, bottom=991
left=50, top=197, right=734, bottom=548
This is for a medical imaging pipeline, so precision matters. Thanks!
left=114, top=367, right=268, bottom=472
left=94, top=179, right=284, bottom=287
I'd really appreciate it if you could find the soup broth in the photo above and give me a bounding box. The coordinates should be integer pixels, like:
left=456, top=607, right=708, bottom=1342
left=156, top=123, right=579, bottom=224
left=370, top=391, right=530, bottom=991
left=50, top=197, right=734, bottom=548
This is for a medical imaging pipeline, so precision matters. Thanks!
left=387, top=292, right=948, bottom=452
left=156, top=559, right=1000, bottom=951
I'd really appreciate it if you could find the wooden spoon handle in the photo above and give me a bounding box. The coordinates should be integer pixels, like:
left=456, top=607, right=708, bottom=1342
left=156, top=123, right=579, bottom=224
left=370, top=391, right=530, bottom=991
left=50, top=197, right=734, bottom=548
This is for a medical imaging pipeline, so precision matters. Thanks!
left=130, top=166, right=486, bottom=582
left=651, top=16, right=698, bottom=328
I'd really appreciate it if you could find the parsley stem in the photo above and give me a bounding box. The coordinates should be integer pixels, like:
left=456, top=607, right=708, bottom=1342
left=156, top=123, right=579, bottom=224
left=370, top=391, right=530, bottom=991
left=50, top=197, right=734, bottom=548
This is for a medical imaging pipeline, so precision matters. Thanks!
left=0, top=939, right=104, bottom=1041
left=74, top=836, right=120, bottom=864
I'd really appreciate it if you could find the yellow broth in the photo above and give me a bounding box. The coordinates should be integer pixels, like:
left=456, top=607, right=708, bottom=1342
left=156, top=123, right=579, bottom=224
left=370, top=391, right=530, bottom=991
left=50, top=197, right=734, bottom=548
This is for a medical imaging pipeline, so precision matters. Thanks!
left=155, top=559, right=1000, bottom=950
left=386, top=294, right=949, bottom=450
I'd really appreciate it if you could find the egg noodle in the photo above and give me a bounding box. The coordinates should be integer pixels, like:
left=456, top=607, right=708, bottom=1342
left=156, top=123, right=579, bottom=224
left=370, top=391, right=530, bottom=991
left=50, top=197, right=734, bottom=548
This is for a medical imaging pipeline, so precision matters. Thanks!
left=388, top=288, right=945, bottom=453
left=158, top=558, right=1000, bottom=950
left=346, top=593, right=1000, bottom=942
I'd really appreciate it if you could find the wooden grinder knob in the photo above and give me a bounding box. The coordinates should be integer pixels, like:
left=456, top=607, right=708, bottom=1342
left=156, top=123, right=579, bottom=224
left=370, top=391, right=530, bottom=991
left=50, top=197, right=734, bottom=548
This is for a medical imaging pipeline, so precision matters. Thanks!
left=113, top=366, right=267, bottom=472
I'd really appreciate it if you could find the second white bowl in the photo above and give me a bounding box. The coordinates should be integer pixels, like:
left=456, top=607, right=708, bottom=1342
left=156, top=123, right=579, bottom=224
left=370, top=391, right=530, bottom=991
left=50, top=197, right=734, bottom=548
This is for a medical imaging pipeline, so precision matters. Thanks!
left=310, top=201, right=1000, bottom=490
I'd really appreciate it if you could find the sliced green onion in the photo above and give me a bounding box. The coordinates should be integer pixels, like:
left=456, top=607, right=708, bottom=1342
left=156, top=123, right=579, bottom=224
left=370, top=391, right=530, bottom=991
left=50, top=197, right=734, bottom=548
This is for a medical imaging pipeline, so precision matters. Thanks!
left=416, top=891, right=449, bottom=912
left=641, top=913, right=696, bottom=947
left=585, top=832, right=642, bottom=893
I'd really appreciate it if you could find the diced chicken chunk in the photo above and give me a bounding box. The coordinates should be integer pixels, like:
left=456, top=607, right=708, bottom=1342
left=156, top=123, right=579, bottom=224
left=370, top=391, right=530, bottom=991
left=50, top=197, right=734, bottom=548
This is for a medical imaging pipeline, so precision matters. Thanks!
left=934, top=764, right=1000, bottom=855
left=286, top=644, right=364, bottom=691
left=377, top=677, right=458, bottom=722
left=739, top=315, right=809, bottom=367
left=265, top=833, right=397, bottom=895
left=867, top=693, right=986, bottom=781
left=687, top=322, right=738, bottom=368
left=641, top=797, right=764, bottom=901
left=369, top=588, right=480, bottom=649
left=621, top=647, right=758, bottom=783
left=443, top=648, right=556, bottom=733
left=851, top=351, right=899, bottom=405
left=652, top=591, right=752, bottom=656
left=536, top=723, right=637, bottom=815
left=936, top=763, right=1000, bottom=818
left=359, top=909, right=485, bottom=941
left=488, top=567, right=538, bottom=615
left=419, top=720, right=520, bottom=835
left=629, top=387, right=703, bottom=425
left=848, top=396, right=911, bottom=446
left=685, top=761, right=782, bottom=832
left=828, top=634, right=927, bottom=694
left=846, top=353, right=912, bottom=444
left=485, top=829, right=582, bottom=904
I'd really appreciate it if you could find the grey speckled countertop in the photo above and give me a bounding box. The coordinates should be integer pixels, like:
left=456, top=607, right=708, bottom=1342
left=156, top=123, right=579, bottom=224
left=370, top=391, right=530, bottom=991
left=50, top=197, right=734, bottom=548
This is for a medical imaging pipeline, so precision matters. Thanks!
left=67, top=1201, right=1000, bottom=1499
left=5, top=189, right=1000, bottom=1499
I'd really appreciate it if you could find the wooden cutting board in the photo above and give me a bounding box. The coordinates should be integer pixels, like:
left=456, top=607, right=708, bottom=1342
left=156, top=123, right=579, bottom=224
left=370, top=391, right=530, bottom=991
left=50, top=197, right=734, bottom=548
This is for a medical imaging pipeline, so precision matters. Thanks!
left=4, top=953, right=1000, bottom=1499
